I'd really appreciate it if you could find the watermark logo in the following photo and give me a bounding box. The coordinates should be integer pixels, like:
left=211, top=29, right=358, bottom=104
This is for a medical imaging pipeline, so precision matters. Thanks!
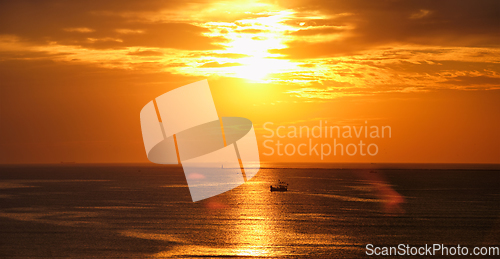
left=261, top=121, right=392, bottom=160
left=140, top=80, right=260, bottom=202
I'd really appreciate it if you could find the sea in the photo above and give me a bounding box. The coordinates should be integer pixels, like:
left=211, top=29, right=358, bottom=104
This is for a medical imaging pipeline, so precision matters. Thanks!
left=0, top=163, right=499, bottom=258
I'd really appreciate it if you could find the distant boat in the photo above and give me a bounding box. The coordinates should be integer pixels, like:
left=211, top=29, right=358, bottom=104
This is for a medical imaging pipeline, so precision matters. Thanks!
left=270, top=180, right=288, bottom=192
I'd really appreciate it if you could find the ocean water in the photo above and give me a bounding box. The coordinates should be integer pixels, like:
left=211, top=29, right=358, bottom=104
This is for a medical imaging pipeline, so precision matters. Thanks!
left=0, top=164, right=499, bottom=258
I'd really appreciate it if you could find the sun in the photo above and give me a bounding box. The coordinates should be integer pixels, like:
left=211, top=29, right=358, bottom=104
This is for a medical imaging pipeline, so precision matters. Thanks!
left=197, top=10, right=299, bottom=81
left=225, top=35, right=295, bottom=80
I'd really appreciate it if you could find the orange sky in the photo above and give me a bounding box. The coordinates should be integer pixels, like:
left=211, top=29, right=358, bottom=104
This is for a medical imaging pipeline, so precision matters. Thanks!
left=0, top=0, right=499, bottom=164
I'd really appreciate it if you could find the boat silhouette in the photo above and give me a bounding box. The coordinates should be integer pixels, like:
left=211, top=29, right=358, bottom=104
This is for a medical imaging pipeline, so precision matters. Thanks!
left=270, top=180, right=288, bottom=192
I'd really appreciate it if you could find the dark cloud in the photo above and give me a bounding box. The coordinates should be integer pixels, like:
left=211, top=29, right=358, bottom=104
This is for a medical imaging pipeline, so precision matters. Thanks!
left=275, top=0, right=500, bottom=58
left=289, top=27, right=345, bottom=36
left=445, top=75, right=500, bottom=86
left=368, top=60, right=500, bottom=76
left=269, top=40, right=366, bottom=58
left=127, top=50, right=164, bottom=56
left=283, top=19, right=347, bottom=28
left=0, top=50, right=75, bottom=60
left=0, top=0, right=226, bottom=50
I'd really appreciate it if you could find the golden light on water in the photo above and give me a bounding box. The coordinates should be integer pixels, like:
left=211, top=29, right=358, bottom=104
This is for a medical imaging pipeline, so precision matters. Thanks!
left=231, top=180, right=276, bottom=257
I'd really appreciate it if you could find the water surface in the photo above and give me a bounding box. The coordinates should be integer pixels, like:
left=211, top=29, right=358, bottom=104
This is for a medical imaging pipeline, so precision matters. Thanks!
left=0, top=164, right=499, bottom=258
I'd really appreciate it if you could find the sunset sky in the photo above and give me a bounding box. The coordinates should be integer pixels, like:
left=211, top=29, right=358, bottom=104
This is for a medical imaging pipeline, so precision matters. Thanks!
left=1, top=0, right=499, bottom=164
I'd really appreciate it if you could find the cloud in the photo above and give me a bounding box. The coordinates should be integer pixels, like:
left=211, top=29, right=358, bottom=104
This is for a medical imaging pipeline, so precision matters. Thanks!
left=64, top=27, right=96, bottom=33
left=444, top=75, right=500, bottom=86
left=236, top=28, right=266, bottom=34
left=0, top=50, right=75, bottom=60
left=270, top=39, right=365, bottom=58
left=274, top=0, right=500, bottom=58
left=127, top=50, right=164, bottom=56
left=0, top=0, right=226, bottom=50
left=289, top=26, right=346, bottom=36
left=210, top=53, right=250, bottom=58
left=409, top=9, right=432, bottom=19
left=199, top=61, right=242, bottom=68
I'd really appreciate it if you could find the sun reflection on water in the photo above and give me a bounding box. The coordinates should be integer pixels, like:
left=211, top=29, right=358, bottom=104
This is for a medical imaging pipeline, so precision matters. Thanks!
left=230, top=182, right=275, bottom=256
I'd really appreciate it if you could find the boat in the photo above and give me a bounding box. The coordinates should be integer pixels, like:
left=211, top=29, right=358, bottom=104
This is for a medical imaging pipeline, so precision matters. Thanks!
left=270, top=180, right=288, bottom=192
